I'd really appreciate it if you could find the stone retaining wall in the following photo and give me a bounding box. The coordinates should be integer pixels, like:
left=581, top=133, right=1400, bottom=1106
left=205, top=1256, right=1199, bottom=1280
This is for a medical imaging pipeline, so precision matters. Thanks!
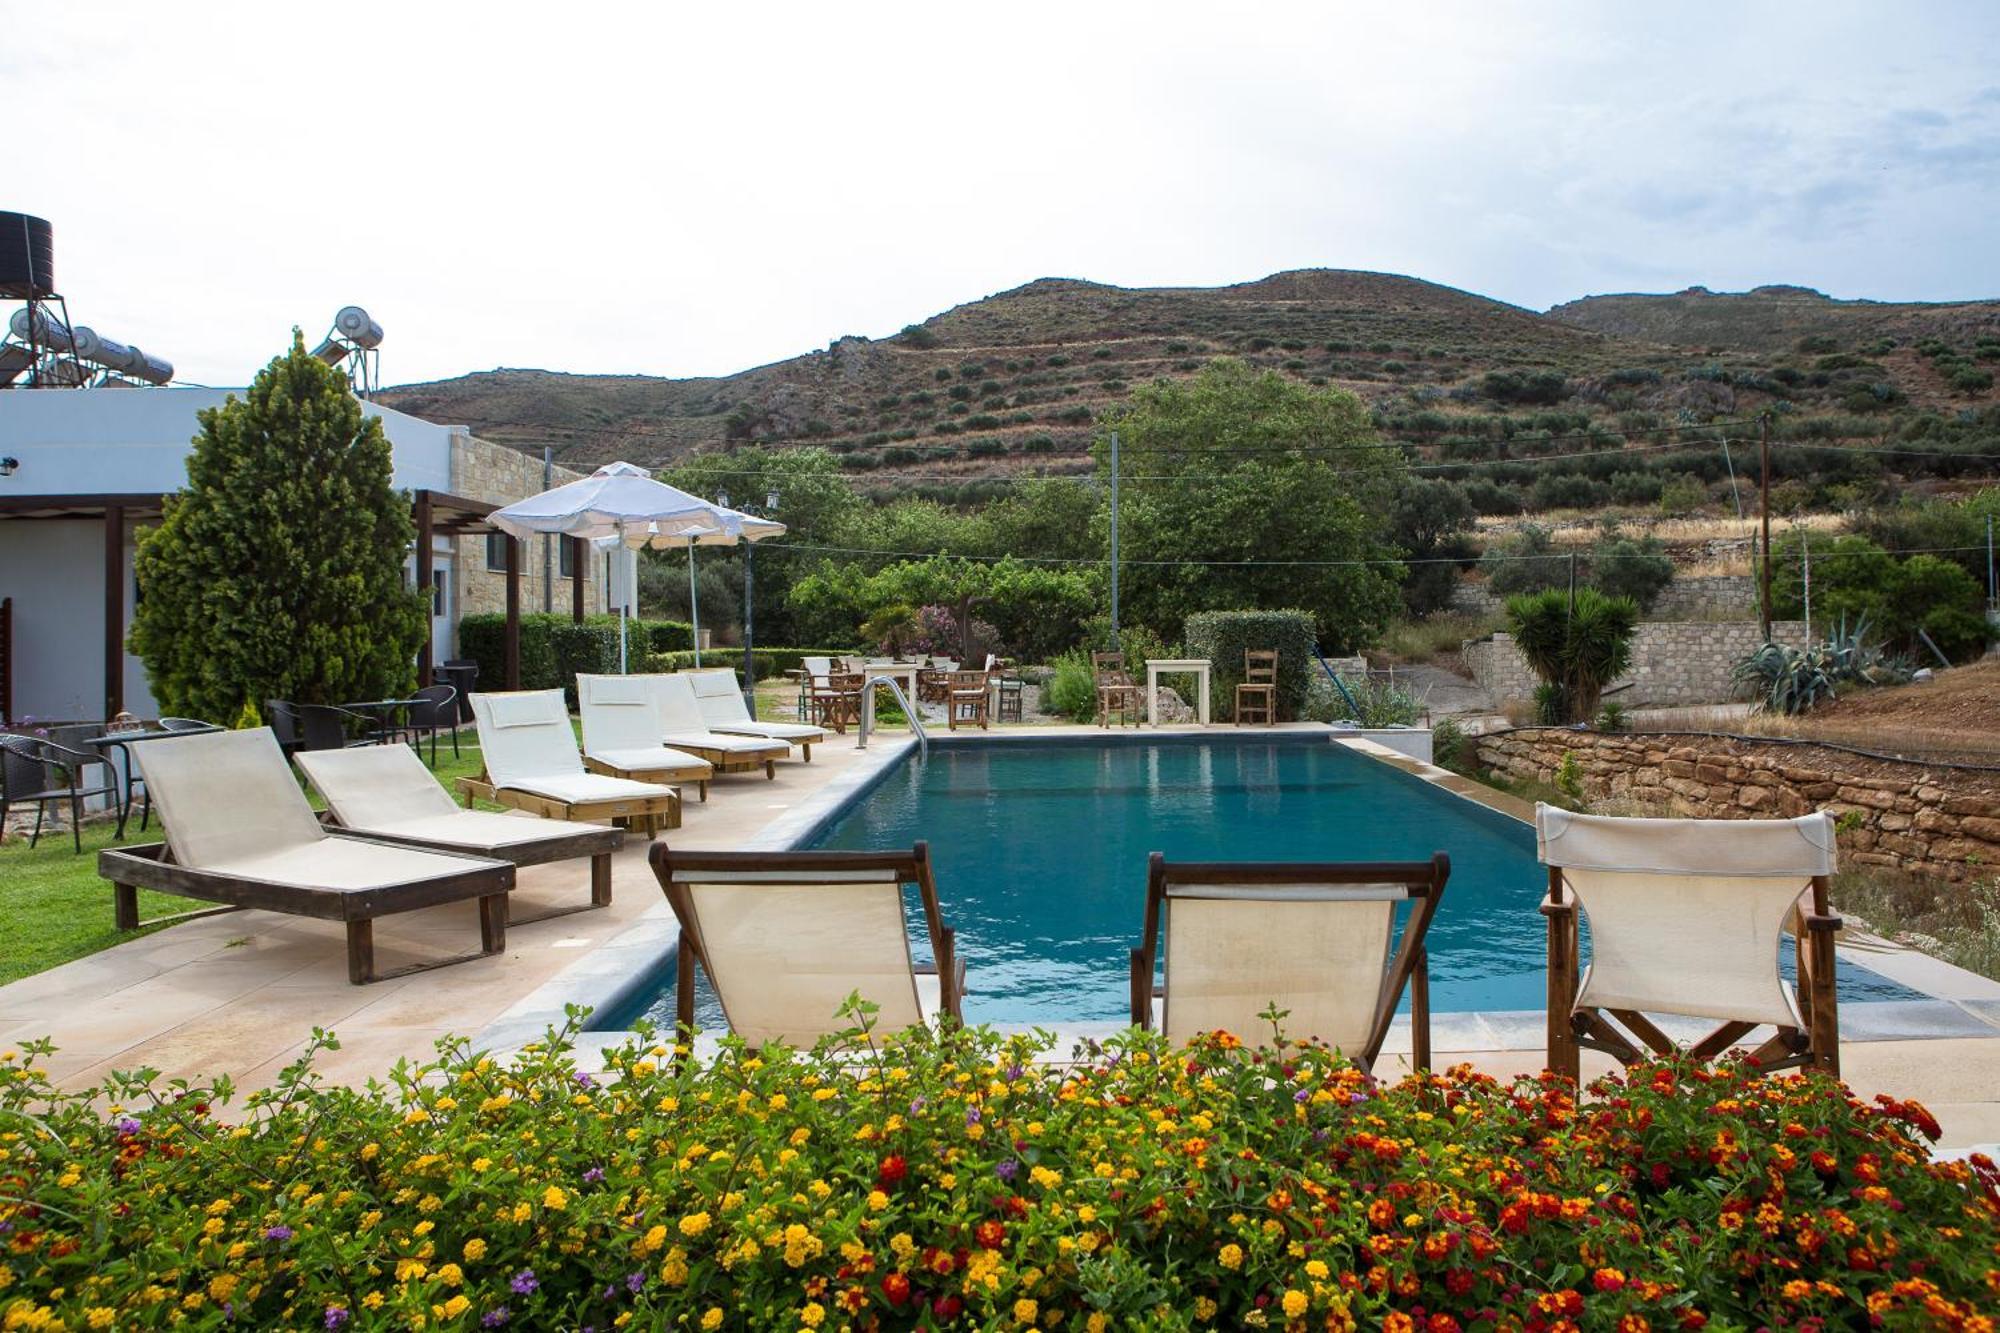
left=1450, top=574, right=1755, bottom=621
left=1462, top=620, right=1807, bottom=709
left=1474, top=728, right=2000, bottom=881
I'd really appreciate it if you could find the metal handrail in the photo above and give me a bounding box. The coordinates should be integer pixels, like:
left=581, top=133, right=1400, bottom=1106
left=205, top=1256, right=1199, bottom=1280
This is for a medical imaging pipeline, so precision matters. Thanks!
left=857, top=674, right=928, bottom=758
left=1313, top=647, right=1364, bottom=718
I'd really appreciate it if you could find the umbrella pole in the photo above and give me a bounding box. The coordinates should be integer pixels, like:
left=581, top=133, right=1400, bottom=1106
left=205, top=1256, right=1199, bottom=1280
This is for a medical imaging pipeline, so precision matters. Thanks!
left=620, top=601, right=628, bottom=673
left=688, top=538, right=701, bottom=668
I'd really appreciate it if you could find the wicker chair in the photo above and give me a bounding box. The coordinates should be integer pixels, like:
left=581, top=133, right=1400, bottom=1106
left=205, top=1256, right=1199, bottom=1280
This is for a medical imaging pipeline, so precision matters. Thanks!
left=0, top=733, right=117, bottom=852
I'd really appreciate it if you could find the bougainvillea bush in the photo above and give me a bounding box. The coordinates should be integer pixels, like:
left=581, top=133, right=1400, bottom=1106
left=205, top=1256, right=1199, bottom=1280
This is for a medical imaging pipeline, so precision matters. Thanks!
left=2, top=1009, right=1996, bottom=1331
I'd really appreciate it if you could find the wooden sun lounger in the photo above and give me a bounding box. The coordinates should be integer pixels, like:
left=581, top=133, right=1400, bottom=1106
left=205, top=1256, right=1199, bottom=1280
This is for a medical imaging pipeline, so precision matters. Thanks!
left=575, top=674, right=719, bottom=800
left=98, top=729, right=515, bottom=984
left=647, top=674, right=790, bottom=779
left=467, top=689, right=683, bottom=836
left=683, top=667, right=827, bottom=761
left=296, top=746, right=624, bottom=924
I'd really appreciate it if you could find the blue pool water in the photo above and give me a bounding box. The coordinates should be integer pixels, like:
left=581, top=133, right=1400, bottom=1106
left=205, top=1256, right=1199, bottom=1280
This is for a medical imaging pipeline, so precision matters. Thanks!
left=619, top=738, right=1919, bottom=1028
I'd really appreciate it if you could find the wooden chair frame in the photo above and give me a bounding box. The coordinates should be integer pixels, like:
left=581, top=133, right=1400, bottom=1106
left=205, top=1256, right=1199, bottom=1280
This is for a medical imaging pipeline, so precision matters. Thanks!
left=1092, top=652, right=1143, bottom=728
left=1542, top=867, right=1841, bottom=1080
left=945, top=670, right=990, bottom=731
left=100, top=838, right=514, bottom=985
left=583, top=753, right=712, bottom=803
left=1235, top=648, right=1279, bottom=726
left=1130, top=851, right=1449, bottom=1070
left=457, top=769, right=681, bottom=836
left=808, top=672, right=865, bottom=734
left=314, top=809, right=620, bottom=925
left=650, top=842, right=965, bottom=1039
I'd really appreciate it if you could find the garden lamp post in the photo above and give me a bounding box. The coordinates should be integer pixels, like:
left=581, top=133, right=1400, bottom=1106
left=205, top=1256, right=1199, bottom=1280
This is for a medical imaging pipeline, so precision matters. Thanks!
left=716, top=487, right=779, bottom=718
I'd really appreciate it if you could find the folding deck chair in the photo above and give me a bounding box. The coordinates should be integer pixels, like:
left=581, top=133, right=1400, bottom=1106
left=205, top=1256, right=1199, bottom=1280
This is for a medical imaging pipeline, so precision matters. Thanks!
left=99, top=729, right=515, bottom=984
left=297, top=744, right=622, bottom=923
left=1538, top=804, right=1842, bottom=1079
left=1130, top=851, right=1451, bottom=1071
left=650, top=842, right=966, bottom=1047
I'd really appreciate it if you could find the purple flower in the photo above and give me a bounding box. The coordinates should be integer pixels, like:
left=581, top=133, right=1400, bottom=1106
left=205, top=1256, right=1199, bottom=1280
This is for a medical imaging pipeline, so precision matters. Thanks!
left=582, top=1166, right=606, bottom=1185
left=1349, top=1092, right=1368, bottom=1104
left=574, top=1072, right=596, bottom=1089
left=481, top=1311, right=510, bottom=1329
left=1313, top=1128, right=1332, bottom=1143
left=1004, top=1063, right=1025, bottom=1082
left=1294, top=1089, right=1311, bottom=1103
left=114, top=1116, right=142, bottom=1135
left=324, top=1308, right=350, bottom=1330
left=908, top=1096, right=927, bottom=1114
left=965, top=1107, right=982, bottom=1127
left=994, top=1159, right=1017, bottom=1181
left=625, top=1271, right=645, bottom=1294
left=265, top=1225, right=294, bottom=1243
left=511, top=1270, right=539, bottom=1295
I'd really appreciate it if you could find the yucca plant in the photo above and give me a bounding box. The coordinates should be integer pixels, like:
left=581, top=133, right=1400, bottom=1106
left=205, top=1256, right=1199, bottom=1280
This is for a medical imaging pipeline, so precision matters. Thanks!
left=1505, top=588, right=1640, bottom=724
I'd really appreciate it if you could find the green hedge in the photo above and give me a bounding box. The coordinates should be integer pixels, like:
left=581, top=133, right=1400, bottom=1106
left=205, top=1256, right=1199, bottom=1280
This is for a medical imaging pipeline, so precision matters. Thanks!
left=585, top=614, right=694, bottom=653
left=457, top=614, right=696, bottom=700
left=1184, top=609, right=1317, bottom=720
left=645, top=648, right=859, bottom=682
left=2, top=1024, right=1993, bottom=1329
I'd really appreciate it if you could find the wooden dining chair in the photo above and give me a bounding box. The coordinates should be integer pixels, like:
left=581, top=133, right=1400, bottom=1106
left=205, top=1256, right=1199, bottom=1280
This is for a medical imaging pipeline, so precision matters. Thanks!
left=1235, top=649, right=1279, bottom=726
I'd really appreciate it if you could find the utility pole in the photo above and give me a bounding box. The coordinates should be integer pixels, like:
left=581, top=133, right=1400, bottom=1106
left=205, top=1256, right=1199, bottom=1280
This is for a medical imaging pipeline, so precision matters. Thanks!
left=1758, top=414, right=1772, bottom=641
left=1987, top=512, right=1995, bottom=614
left=1567, top=551, right=1577, bottom=617
left=1802, top=532, right=1811, bottom=642
left=1108, top=430, right=1121, bottom=646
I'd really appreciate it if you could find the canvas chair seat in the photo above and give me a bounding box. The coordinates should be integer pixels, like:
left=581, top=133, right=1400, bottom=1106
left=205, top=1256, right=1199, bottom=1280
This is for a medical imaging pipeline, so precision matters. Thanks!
left=202, top=839, right=499, bottom=890
left=1132, top=853, right=1449, bottom=1071
left=652, top=843, right=964, bottom=1048
left=585, top=745, right=713, bottom=777
left=1537, top=804, right=1841, bottom=1079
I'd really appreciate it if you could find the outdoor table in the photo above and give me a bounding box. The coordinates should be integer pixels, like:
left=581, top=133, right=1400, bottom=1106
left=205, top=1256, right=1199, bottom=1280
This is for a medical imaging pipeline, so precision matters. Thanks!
left=1146, top=658, right=1213, bottom=726
left=341, top=697, right=425, bottom=745
left=86, top=723, right=225, bottom=839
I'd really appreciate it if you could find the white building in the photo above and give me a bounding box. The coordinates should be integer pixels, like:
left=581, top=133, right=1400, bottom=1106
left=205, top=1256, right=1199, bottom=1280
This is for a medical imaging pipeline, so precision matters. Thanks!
left=0, top=387, right=597, bottom=723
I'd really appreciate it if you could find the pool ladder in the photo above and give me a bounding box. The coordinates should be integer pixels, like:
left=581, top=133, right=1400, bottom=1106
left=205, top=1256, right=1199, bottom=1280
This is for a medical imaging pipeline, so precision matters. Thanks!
left=856, top=675, right=928, bottom=759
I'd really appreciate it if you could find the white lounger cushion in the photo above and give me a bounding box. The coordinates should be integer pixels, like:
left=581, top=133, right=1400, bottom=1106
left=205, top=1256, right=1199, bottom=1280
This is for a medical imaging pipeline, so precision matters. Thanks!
left=1160, top=883, right=1402, bottom=1051
left=295, top=747, right=609, bottom=850
left=471, top=690, right=676, bottom=804
left=1537, top=804, right=1834, bottom=1029
left=134, top=729, right=495, bottom=884
left=685, top=669, right=827, bottom=743
left=647, top=675, right=789, bottom=755
left=586, top=746, right=714, bottom=776
left=203, top=838, right=498, bottom=889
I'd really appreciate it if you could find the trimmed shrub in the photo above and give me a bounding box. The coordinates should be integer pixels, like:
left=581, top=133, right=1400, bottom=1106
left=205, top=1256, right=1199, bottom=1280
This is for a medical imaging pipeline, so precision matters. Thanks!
left=1042, top=648, right=1099, bottom=721
left=584, top=614, right=693, bottom=653
left=457, top=613, right=619, bottom=701
left=1183, top=609, right=1316, bottom=721
left=2, top=1025, right=1993, bottom=1329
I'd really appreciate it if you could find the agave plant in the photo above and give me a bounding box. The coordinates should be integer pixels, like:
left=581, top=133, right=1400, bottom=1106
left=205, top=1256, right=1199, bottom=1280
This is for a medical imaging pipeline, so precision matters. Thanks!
left=1733, top=613, right=1912, bottom=716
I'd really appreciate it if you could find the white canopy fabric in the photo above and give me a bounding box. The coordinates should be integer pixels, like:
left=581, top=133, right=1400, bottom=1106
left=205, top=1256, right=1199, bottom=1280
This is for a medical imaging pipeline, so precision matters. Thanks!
left=490, top=462, right=785, bottom=668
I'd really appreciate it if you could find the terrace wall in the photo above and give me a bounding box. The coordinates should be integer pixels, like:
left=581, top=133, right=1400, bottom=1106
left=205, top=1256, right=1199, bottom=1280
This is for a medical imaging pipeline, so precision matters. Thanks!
left=1474, top=727, right=2000, bottom=880
left=1450, top=574, right=1756, bottom=621
left=1462, top=620, right=1808, bottom=709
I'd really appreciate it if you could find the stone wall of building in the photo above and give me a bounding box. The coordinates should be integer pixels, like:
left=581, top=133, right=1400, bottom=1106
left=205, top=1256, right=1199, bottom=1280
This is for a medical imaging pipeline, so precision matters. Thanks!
left=1473, top=727, right=2000, bottom=881
left=448, top=434, right=598, bottom=620
left=1450, top=574, right=1756, bottom=621
left=1462, top=620, right=1808, bottom=709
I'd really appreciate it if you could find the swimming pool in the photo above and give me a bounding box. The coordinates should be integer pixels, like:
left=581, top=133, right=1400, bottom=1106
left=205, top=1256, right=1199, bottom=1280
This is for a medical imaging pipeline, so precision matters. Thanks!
left=616, top=736, right=1918, bottom=1028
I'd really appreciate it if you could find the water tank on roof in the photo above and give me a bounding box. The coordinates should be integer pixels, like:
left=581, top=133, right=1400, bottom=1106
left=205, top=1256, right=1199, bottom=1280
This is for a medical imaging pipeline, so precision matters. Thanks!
left=8, top=305, right=73, bottom=347
left=119, top=344, right=174, bottom=385
left=334, top=305, right=383, bottom=348
left=0, top=212, right=56, bottom=299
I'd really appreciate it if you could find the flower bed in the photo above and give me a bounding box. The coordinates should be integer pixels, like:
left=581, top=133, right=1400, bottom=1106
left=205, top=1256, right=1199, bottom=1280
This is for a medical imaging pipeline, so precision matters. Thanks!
left=2, top=1014, right=1996, bottom=1330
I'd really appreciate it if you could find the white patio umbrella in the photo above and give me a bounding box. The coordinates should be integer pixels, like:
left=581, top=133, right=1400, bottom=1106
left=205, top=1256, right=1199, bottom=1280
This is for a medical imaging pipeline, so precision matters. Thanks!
left=489, top=462, right=784, bottom=670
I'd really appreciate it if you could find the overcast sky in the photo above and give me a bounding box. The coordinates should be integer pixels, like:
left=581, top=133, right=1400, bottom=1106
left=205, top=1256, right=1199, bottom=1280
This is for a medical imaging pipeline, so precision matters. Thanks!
left=8, top=1, right=1998, bottom=387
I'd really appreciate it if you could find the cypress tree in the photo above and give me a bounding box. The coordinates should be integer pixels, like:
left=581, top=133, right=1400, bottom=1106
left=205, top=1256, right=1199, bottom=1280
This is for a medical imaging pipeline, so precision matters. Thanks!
left=130, top=332, right=429, bottom=721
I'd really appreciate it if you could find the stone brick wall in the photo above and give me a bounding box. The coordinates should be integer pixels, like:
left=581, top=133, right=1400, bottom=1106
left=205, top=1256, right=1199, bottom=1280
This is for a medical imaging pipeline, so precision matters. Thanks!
left=1474, top=728, right=2000, bottom=881
left=1450, top=574, right=1755, bottom=621
left=449, top=434, right=597, bottom=620
left=1462, top=620, right=1808, bottom=709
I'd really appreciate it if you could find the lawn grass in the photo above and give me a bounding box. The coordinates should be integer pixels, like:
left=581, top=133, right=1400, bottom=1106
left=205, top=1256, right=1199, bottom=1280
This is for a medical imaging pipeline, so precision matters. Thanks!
left=0, top=730, right=501, bottom=988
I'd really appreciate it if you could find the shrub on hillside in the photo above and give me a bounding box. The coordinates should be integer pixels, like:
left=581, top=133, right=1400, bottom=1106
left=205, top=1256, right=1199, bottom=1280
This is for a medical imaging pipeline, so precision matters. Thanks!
left=2, top=1024, right=1994, bottom=1330
left=1481, top=524, right=1568, bottom=598
left=1589, top=531, right=1676, bottom=612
